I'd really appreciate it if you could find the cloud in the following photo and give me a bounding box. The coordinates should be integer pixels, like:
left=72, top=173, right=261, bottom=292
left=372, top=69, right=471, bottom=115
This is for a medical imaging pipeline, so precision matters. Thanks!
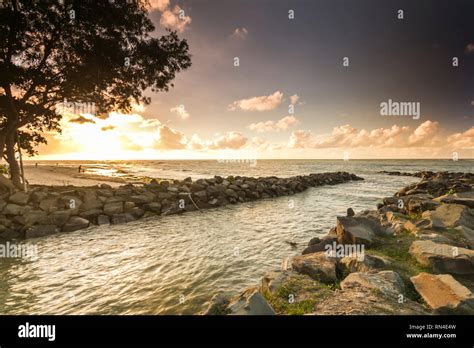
left=288, top=121, right=447, bottom=149
left=148, top=0, right=170, bottom=11
left=101, top=125, right=116, bottom=131
left=249, top=115, right=299, bottom=133
left=170, top=105, right=190, bottom=120
left=154, top=125, right=187, bottom=150
left=208, top=131, right=248, bottom=149
left=466, top=43, right=474, bottom=54
left=148, top=0, right=191, bottom=32
left=160, top=5, right=192, bottom=33
left=446, top=126, right=474, bottom=149
left=69, top=116, right=95, bottom=124
left=228, top=91, right=284, bottom=111
left=231, top=27, right=248, bottom=39
left=290, top=94, right=299, bottom=105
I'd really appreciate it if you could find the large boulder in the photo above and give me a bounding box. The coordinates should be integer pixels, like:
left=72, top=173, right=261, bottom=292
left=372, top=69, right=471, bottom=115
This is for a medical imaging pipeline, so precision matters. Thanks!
left=81, top=191, right=103, bottom=211
left=421, top=203, right=474, bottom=229
left=434, top=191, right=474, bottom=209
left=292, top=252, right=338, bottom=283
left=48, top=210, right=71, bottom=226
left=104, top=201, right=124, bottom=216
left=336, top=215, right=381, bottom=246
left=314, top=283, right=428, bottom=315
left=302, top=236, right=337, bottom=255
left=8, top=191, right=29, bottom=205
left=3, top=203, right=24, bottom=215
left=411, top=272, right=474, bottom=314
left=339, top=254, right=390, bottom=273
left=340, top=271, right=405, bottom=298
left=25, top=225, right=59, bottom=239
left=409, top=240, right=474, bottom=275
left=62, top=216, right=90, bottom=232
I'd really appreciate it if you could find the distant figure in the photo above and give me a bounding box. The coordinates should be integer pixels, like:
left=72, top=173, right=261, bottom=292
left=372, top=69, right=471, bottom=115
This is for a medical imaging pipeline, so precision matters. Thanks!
left=56, top=163, right=58, bottom=166
left=35, top=163, right=38, bottom=168
left=78, top=165, right=82, bottom=173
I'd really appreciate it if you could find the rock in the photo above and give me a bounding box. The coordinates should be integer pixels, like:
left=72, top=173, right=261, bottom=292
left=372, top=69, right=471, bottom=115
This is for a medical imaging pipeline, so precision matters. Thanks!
left=111, top=213, right=135, bottom=224
left=411, top=272, right=474, bottom=314
left=193, top=190, right=208, bottom=201
left=81, top=191, right=103, bottom=210
left=104, top=201, right=124, bottom=216
left=123, top=201, right=136, bottom=210
left=201, top=294, right=230, bottom=315
left=8, top=191, right=29, bottom=205
left=421, top=204, right=474, bottom=229
left=97, top=214, right=110, bottom=225
left=22, top=210, right=48, bottom=226
left=455, top=225, right=474, bottom=247
left=25, top=225, right=59, bottom=238
left=48, top=210, right=71, bottom=226
left=340, top=271, right=405, bottom=298
left=39, top=198, right=59, bottom=213
left=144, top=202, right=161, bottom=213
left=62, top=216, right=90, bottom=232
left=129, top=207, right=145, bottom=219
left=129, top=194, right=153, bottom=204
left=339, top=254, right=390, bottom=273
left=100, top=183, right=112, bottom=189
left=303, top=236, right=338, bottom=255
left=0, top=226, right=20, bottom=240
left=403, top=219, right=431, bottom=235
left=434, top=191, right=474, bottom=209
left=29, top=191, right=48, bottom=203
left=308, top=237, right=321, bottom=246
left=409, top=240, right=474, bottom=275
left=3, top=204, right=24, bottom=215
left=226, top=288, right=275, bottom=315
left=347, top=208, right=355, bottom=217
left=314, top=283, right=429, bottom=315
left=225, top=189, right=237, bottom=198
left=292, top=252, right=338, bottom=283
left=79, top=209, right=104, bottom=221
left=336, top=216, right=377, bottom=246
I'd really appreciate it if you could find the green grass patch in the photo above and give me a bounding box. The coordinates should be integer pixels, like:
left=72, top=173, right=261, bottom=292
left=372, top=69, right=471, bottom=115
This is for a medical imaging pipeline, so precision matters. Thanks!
left=367, top=231, right=431, bottom=303
left=262, top=273, right=333, bottom=315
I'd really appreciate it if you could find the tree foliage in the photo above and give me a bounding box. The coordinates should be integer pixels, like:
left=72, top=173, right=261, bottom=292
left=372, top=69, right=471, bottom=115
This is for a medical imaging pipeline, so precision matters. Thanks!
left=0, top=0, right=191, bottom=190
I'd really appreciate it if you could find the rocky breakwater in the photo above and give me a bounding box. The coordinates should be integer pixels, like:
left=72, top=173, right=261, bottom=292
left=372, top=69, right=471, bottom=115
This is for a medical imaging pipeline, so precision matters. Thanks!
left=0, top=172, right=363, bottom=241
left=204, top=171, right=474, bottom=315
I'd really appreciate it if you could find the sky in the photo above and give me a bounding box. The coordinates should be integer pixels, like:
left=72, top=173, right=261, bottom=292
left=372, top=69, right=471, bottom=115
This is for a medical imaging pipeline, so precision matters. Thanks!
left=36, top=0, right=474, bottom=160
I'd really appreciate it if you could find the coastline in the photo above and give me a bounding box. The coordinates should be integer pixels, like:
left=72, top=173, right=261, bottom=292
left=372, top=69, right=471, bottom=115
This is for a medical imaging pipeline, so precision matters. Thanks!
left=203, top=171, right=474, bottom=315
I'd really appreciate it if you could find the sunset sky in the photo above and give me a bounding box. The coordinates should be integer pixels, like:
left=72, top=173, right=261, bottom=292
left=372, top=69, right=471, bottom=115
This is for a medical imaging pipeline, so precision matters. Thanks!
left=35, top=0, right=474, bottom=160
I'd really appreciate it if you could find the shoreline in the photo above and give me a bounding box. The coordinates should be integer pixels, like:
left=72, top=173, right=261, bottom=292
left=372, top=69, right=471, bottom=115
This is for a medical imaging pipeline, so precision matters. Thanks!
left=203, top=171, right=474, bottom=315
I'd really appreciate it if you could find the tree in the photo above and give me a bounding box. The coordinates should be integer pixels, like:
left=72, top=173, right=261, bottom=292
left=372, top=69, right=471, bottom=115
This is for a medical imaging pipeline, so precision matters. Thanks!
left=0, top=0, right=191, bottom=191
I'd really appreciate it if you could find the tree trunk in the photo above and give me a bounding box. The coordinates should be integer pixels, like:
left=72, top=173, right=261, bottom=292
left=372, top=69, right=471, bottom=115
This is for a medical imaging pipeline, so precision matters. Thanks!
left=6, top=132, right=22, bottom=189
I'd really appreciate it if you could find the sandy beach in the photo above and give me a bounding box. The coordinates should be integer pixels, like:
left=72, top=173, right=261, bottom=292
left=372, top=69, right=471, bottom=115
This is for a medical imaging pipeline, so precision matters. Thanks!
left=23, top=164, right=132, bottom=187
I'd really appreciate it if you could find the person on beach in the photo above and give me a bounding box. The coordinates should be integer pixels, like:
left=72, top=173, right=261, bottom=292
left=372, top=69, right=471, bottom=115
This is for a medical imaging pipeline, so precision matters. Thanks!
left=78, top=165, right=82, bottom=173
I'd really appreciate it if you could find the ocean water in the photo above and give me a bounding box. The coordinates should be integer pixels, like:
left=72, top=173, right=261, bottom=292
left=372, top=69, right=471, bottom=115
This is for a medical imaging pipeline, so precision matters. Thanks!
left=0, top=159, right=472, bottom=314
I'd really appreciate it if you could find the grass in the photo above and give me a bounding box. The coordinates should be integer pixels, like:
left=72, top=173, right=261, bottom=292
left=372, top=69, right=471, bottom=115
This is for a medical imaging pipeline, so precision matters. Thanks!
left=367, top=230, right=432, bottom=303
left=262, top=273, right=334, bottom=315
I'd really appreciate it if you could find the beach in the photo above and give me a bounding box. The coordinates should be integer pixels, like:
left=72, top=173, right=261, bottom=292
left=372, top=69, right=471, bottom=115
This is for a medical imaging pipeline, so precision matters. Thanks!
left=23, top=164, right=137, bottom=187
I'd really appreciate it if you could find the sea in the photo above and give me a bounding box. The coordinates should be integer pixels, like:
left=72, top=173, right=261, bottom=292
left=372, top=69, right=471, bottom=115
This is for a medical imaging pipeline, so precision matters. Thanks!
left=0, top=159, right=472, bottom=314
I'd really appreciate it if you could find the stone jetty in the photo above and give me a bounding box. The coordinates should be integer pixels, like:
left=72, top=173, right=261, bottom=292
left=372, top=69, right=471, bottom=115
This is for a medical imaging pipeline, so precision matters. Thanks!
left=0, top=172, right=363, bottom=241
left=204, top=171, right=474, bottom=315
